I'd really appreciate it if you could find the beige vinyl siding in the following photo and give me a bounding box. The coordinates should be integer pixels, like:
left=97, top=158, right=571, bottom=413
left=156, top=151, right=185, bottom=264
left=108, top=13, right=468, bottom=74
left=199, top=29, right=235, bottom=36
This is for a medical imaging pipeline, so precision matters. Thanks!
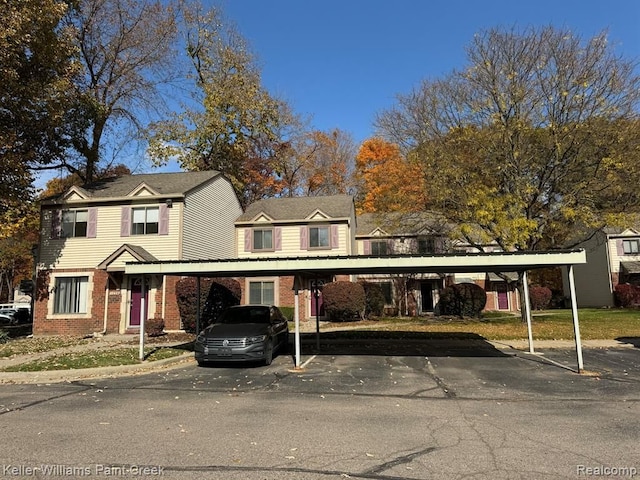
left=40, top=203, right=182, bottom=269
left=182, top=176, right=242, bottom=260
left=609, top=236, right=640, bottom=273
left=237, top=223, right=350, bottom=258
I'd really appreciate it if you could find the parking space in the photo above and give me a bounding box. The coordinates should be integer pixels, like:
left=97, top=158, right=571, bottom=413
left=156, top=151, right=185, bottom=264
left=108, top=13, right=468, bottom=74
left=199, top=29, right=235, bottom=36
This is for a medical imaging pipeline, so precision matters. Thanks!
left=142, top=341, right=640, bottom=402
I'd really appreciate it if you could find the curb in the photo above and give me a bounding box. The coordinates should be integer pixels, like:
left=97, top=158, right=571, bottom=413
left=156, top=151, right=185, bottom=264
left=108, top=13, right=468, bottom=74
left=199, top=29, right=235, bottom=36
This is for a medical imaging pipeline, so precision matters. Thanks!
left=0, top=353, right=195, bottom=385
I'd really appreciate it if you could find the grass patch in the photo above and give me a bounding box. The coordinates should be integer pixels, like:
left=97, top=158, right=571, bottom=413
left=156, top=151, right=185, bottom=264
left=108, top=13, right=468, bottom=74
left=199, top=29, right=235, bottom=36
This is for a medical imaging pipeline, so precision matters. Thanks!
left=0, top=336, right=93, bottom=358
left=2, top=346, right=188, bottom=372
left=320, top=308, right=640, bottom=341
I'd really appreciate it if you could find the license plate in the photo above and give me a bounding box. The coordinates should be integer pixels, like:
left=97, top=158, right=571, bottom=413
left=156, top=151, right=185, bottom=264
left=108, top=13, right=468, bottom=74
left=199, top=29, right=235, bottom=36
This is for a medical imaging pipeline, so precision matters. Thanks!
left=219, top=347, right=232, bottom=357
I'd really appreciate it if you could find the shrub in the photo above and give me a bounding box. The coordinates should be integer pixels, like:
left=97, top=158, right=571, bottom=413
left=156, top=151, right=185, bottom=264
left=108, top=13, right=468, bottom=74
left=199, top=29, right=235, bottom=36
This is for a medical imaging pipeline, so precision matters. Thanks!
left=437, top=283, right=487, bottom=318
left=614, top=284, right=640, bottom=307
left=145, top=317, right=165, bottom=337
left=322, top=281, right=366, bottom=321
left=360, top=282, right=385, bottom=318
left=529, top=286, right=552, bottom=310
left=279, top=306, right=294, bottom=322
left=0, top=329, right=9, bottom=344
left=175, top=277, right=241, bottom=333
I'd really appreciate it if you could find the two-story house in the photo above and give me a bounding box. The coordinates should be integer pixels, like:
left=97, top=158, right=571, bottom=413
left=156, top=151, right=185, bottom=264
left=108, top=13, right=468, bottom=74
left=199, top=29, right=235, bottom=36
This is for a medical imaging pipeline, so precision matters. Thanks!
left=355, top=212, right=450, bottom=315
left=354, top=212, right=520, bottom=314
left=234, top=195, right=356, bottom=319
left=35, top=171, right=242, bottom=336
left=571, top=226, right=640, bottom=307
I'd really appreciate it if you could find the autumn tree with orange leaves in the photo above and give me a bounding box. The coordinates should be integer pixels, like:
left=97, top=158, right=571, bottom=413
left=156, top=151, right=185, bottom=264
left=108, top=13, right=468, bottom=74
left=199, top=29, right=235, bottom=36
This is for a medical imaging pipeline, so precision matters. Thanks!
left=355, top=138, right=427, bottom=213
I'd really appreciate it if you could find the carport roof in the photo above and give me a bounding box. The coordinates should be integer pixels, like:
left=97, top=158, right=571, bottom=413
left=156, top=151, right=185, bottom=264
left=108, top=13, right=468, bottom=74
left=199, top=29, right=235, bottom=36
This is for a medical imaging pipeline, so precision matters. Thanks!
left=124, top=249, right=586, bottom=277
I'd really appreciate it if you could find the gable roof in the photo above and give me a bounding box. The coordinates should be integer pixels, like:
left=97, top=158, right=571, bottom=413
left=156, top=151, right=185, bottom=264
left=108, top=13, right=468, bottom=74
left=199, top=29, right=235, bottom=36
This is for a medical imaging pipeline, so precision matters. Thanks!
left=97, top=244, right=158, bottom=271
left=356, top=212, right=451, bottom=236
left=44, top=171, right=223, bottom=203
left=237, top=195, right=354, bottom=223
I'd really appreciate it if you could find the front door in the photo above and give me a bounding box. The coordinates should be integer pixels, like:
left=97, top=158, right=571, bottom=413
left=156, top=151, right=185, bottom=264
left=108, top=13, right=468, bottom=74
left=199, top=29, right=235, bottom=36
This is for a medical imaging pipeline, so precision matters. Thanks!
left=129, top=277, right=149, bottom=327
left=421, top=282, right=434, bottom=312
left=496, top=283, right=509, bottom=310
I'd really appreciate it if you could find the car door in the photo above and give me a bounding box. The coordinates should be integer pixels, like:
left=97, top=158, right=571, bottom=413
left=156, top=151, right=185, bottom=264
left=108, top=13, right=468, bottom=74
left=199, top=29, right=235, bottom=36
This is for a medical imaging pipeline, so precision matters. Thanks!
left=269, top=307, right=288, bottom=346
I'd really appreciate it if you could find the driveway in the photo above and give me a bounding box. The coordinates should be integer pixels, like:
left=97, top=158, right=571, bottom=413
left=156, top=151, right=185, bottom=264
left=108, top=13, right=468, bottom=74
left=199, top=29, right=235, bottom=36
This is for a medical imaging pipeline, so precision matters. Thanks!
left=1, top=341, right=638, bottom=479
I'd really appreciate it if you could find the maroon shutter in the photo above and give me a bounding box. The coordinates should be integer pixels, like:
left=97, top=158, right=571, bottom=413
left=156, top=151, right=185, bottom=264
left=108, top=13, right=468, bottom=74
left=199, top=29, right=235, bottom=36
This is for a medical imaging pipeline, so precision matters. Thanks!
left=331, top=225, right=339, bottom=249
left=159, top=204, right=169, bottom=235
left=121, top=207, right=131, bottom=237
left=387, top=239, right=394, bottom=254
left=616, top=239, right=624, bottom=255
left=363, top=239, right=371, bottom=255
left=300, top=227, right=308, bottom=250
left=244, top=229, right=252, bottom=252
left=274, top=227, right=282, bottom=251
left=50, top=210, right=61, bottom=239
left=87, top=208, right=97, bottom=238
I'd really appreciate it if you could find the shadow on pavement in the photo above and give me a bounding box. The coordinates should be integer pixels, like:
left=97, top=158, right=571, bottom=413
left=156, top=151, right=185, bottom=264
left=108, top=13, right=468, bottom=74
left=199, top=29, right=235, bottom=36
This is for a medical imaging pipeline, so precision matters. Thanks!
left=615, top=336, right=640, bottom=348
left=298, top=331, right=510, bottom=357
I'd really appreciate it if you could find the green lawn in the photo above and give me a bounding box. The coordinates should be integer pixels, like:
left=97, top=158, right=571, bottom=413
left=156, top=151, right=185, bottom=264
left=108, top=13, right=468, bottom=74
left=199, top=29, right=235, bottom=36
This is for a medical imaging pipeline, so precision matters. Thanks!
left=320, top=308, right=640, bottom=341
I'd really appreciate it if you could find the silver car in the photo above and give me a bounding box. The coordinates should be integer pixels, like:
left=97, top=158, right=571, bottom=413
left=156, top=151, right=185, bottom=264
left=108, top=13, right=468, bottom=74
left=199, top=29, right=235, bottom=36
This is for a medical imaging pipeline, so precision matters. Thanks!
left=194, top=305, right=289, bottom=366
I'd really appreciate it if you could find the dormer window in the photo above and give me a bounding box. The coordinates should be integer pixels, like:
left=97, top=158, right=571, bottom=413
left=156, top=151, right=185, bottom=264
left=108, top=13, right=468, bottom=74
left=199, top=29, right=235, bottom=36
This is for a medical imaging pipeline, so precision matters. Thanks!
left=418, top=237, right=436, bottom=254
left=132, top=207, right=159, bottom=235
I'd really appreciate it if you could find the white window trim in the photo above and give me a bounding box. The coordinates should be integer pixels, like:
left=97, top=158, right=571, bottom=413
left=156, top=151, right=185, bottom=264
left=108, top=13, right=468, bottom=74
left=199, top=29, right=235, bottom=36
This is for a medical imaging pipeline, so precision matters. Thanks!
left=46, top=271, right=94, bottom=319
left=245, top=277, right=279, bottom=305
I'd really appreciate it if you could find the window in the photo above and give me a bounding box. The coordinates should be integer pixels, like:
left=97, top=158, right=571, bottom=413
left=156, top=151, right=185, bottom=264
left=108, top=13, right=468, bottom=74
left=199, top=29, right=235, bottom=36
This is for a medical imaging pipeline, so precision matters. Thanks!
left=249, top=281, right=275, bottom=305
left=54, top=276, right=88, bottom=314
left=62, top=210, right=88, bottom=238
left=132, top=207, right=159, bottom=235
left=253, top=229, right=273, bottom=250
left=418, top=237, right=436, bottom=254
left=371, top=240, right=389, bottom=255
left=309, top=226, right=330, bottom=248
left=623, top=239, right=640, bottom=254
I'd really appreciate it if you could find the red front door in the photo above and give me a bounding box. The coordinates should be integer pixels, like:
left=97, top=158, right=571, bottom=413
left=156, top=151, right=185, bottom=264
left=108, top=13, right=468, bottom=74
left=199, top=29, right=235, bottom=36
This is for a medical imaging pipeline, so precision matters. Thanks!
left=496, top=283, right=509, bottom=310
left=129, top=277, right=149, bottom=327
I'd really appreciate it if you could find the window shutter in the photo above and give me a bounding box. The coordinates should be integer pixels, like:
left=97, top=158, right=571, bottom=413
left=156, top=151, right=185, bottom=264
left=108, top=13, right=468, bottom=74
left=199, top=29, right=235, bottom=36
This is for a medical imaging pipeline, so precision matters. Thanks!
left=331, top=225, right=339, bottom=249
left=274, top=227, right=282, bottom=251
left=244, top=229, right=252, bottom=252
left=121, top=206, right=131, bottom=237
left=300, top=226, right=308, bottom=250
left=363, top=239, right=371, bottom=255
left=616, top=239, right=624, bottom=255
left=87, top=208, right=97, bottom=238
left=50, top=210, right=62, bottom=239
left=159, top=204, right=169, bottom=235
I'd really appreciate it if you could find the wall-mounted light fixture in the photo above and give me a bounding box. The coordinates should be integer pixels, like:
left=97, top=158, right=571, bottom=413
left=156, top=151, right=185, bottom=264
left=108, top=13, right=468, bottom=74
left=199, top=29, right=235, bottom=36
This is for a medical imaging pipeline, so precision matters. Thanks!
left=165, top=199, right=173, bottom=208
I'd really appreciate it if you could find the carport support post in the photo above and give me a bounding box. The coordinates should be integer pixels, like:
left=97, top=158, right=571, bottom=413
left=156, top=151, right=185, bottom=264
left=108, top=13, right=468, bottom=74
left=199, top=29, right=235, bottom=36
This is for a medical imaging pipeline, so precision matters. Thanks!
left=294, top=287, right=301, bottom=368
left=522, top=271, right=535, bottom=354
left=567, top=265, right=584, bottom=372
left=139, top=274, right=146, bottom=361
left=196, top=276, right=201, bottom=334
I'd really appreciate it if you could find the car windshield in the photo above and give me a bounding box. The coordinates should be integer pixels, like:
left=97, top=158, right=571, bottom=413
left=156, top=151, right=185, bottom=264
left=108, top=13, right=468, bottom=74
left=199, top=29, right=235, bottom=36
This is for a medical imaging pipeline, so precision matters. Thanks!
left=217, top=307, right=270, bottom=325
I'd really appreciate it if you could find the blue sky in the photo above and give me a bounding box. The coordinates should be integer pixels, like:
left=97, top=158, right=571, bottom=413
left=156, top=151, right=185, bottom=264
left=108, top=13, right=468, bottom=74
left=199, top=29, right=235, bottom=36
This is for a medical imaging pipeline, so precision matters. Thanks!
left=217, top=0, right=640, bottom=145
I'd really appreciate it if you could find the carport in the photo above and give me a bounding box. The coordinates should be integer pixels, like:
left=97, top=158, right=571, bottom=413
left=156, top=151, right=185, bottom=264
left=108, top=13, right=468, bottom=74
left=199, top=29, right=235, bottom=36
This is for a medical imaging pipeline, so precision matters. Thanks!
left=125, top=249, right=588, bottom=371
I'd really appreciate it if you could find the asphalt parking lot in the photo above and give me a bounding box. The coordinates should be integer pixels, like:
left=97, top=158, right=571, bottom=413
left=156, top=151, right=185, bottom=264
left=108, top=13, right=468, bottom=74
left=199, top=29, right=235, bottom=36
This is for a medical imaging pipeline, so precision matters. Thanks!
left=1, top=338, right=638, bottom=479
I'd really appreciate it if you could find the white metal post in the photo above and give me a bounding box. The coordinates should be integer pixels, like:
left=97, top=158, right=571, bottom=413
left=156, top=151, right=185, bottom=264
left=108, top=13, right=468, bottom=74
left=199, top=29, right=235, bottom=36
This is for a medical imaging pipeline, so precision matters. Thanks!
left=138, top=274, right=146, bottom=361
left=567, top=265, right=584, bottom=372
left=294, top=288, right=301, bottom=368
left=522, top=271, right=535, bottom=354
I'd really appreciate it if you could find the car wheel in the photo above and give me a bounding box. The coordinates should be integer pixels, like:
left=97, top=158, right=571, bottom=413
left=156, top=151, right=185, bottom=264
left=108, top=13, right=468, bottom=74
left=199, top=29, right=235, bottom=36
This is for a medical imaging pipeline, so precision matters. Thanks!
left=264, top=339, right=273, bottom=366
left=197, top=360, right=208, bottom=367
